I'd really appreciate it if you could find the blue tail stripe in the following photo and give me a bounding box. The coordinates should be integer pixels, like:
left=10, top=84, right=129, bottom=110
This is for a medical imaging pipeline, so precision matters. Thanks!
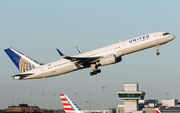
left=66, top=95, right=81, bottom=111
left=4, top=48, right=21, bottom=70
left=4, top=48, right=44, bottom=73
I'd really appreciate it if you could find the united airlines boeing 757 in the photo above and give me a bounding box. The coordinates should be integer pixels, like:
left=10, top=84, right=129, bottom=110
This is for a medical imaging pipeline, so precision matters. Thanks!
left=4, top=32, right=175, bottom=80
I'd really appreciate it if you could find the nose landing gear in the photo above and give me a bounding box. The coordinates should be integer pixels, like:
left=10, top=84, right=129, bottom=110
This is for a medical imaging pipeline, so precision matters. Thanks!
left=156, top=52, right=160, bottom=55
left=156, top=45, right=160, bottom=56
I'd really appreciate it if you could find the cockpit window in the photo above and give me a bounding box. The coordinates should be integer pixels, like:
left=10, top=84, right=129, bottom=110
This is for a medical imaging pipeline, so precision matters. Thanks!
left=163, top=32, right=170, bottom=36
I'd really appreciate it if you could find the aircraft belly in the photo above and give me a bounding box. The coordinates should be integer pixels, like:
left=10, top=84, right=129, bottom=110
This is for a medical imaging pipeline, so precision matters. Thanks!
left=26, top=64, right=78, bottom=79
left=53, top=65, right=77, bottom=75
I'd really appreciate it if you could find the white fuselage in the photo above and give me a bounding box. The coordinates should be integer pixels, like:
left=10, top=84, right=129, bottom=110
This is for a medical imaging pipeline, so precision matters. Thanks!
left=23, top=32, right=175, bottom=79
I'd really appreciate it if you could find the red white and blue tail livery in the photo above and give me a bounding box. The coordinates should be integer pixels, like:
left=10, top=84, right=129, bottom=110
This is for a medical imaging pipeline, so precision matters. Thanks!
left=155, top=108, right=161, bottom=113
left=60, top=94, right=83, bottom=113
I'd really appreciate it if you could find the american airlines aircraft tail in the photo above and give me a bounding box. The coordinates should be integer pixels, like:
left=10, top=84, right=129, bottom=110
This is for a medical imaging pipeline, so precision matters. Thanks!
left=155, top=108, right=161, bottom=113
left=60, top=94, right=83, bottom=113
left=60, top=94, right=161, bottom=113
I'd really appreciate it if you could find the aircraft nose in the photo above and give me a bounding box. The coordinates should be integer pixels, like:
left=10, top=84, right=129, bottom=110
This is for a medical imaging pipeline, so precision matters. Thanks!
left=171, top=34, right=175, bottom=40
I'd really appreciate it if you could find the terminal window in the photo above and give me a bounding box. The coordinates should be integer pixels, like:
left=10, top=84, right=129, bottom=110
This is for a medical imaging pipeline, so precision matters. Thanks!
left=118, top=94, right=141, bottom=98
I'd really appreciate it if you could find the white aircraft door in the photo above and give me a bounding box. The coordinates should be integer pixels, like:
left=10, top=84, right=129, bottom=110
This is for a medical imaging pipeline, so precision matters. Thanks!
left=154, top=34, right=159, bottom=40
left=123, top=43, right=126, bottom=49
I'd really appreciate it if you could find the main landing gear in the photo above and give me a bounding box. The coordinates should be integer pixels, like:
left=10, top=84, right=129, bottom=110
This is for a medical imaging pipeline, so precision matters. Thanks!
left=156, top=45, right=160, bottom=56
left=90, top=64, right=101, bottom=76
left=90, top=69, right=101, bottom=76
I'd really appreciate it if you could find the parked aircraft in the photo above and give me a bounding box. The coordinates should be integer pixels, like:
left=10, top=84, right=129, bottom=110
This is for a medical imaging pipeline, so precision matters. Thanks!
left=4, top=32, right=175, bottom=80
left=60, top=94, right=82, bottom=113
left=155, top=108, right=161, bottom=113
left=59, top=94, right=162, bottom=113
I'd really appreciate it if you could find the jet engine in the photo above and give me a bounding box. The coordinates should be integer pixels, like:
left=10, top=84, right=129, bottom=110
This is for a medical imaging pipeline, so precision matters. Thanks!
left=97, top=54, right=122, bottom=66
left=14, top=76, right=20, bottom=80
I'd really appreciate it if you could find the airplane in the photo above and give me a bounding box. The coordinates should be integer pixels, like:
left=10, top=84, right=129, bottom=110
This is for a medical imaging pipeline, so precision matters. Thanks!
left=155, top=108, right=161, bottom=113
left=4, top=31, right=175, bottom=80
left=59, top=94, right=162, bottom=113
left=60, top=94, right=83, bottom=113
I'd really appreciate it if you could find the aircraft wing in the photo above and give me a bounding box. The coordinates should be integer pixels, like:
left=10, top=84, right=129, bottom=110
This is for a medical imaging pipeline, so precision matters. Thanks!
left=64, top=56, right=101, bottom=65
left=56, top=49, right=101, bottom=65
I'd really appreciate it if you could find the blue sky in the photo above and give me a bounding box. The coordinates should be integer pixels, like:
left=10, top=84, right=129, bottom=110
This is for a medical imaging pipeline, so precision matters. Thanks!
left=0, top=0, right=180, bottom=110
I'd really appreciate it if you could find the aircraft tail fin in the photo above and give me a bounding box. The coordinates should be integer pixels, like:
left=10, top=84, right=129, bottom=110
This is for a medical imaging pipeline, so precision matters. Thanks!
left=60, top=94, right=82, bottom=113
left=155, top=108, right=161, bottom=113
left=4, top=48, right=44, bottom=73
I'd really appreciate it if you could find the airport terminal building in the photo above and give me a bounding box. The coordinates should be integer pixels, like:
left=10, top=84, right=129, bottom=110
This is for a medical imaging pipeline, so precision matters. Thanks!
left=6, top=104, right=41, bottom=113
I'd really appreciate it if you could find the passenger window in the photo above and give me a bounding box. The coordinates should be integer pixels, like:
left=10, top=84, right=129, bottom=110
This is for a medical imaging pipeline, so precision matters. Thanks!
left=163, top=32, right=170, bottom=36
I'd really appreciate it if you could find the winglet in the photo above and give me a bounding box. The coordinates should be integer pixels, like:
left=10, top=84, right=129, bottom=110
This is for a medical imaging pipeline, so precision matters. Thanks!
left=56, top=49, right=65, bottom=58
left=76, top=46, right=83, bottom=54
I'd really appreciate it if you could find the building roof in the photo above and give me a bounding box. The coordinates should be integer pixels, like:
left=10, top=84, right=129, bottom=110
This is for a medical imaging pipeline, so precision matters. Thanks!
left=161, top=107, right=180, bottom=112
left=6, top=105, right=40, bottom=113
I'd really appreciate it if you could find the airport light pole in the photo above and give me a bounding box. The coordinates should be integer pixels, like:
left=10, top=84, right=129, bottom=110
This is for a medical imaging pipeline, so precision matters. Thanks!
left=31, top=100, right=33, bottom=106
left=89, top=93, right=91, bottom=113
left=101, top=86, right=106, bottom=113
left=167, top=92, right=169, bottom=100
left=30, top=93, right=32, bottom=113
left=54, top=94, right=56, bottom=113
left=86, top=101, right=89, bottom=110
left=18, top=98, right=19, bottom=105
left=12, top=96, right=13, bottom=106
left=75, top=92, right=77, bottom=104
left=42, top=92, right=44, bottom=113
left=27, top=99, right=29, bottom=105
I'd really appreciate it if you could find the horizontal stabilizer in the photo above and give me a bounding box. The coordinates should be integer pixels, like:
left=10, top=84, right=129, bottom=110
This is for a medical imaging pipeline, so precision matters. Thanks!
left=11, top=73, right=34, bottom=77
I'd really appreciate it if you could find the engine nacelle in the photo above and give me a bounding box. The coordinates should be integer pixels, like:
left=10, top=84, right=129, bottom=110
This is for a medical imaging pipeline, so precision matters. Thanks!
left=14, top=76, right=20, bottom=80
left=97, top=54, right=122, bottom=66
